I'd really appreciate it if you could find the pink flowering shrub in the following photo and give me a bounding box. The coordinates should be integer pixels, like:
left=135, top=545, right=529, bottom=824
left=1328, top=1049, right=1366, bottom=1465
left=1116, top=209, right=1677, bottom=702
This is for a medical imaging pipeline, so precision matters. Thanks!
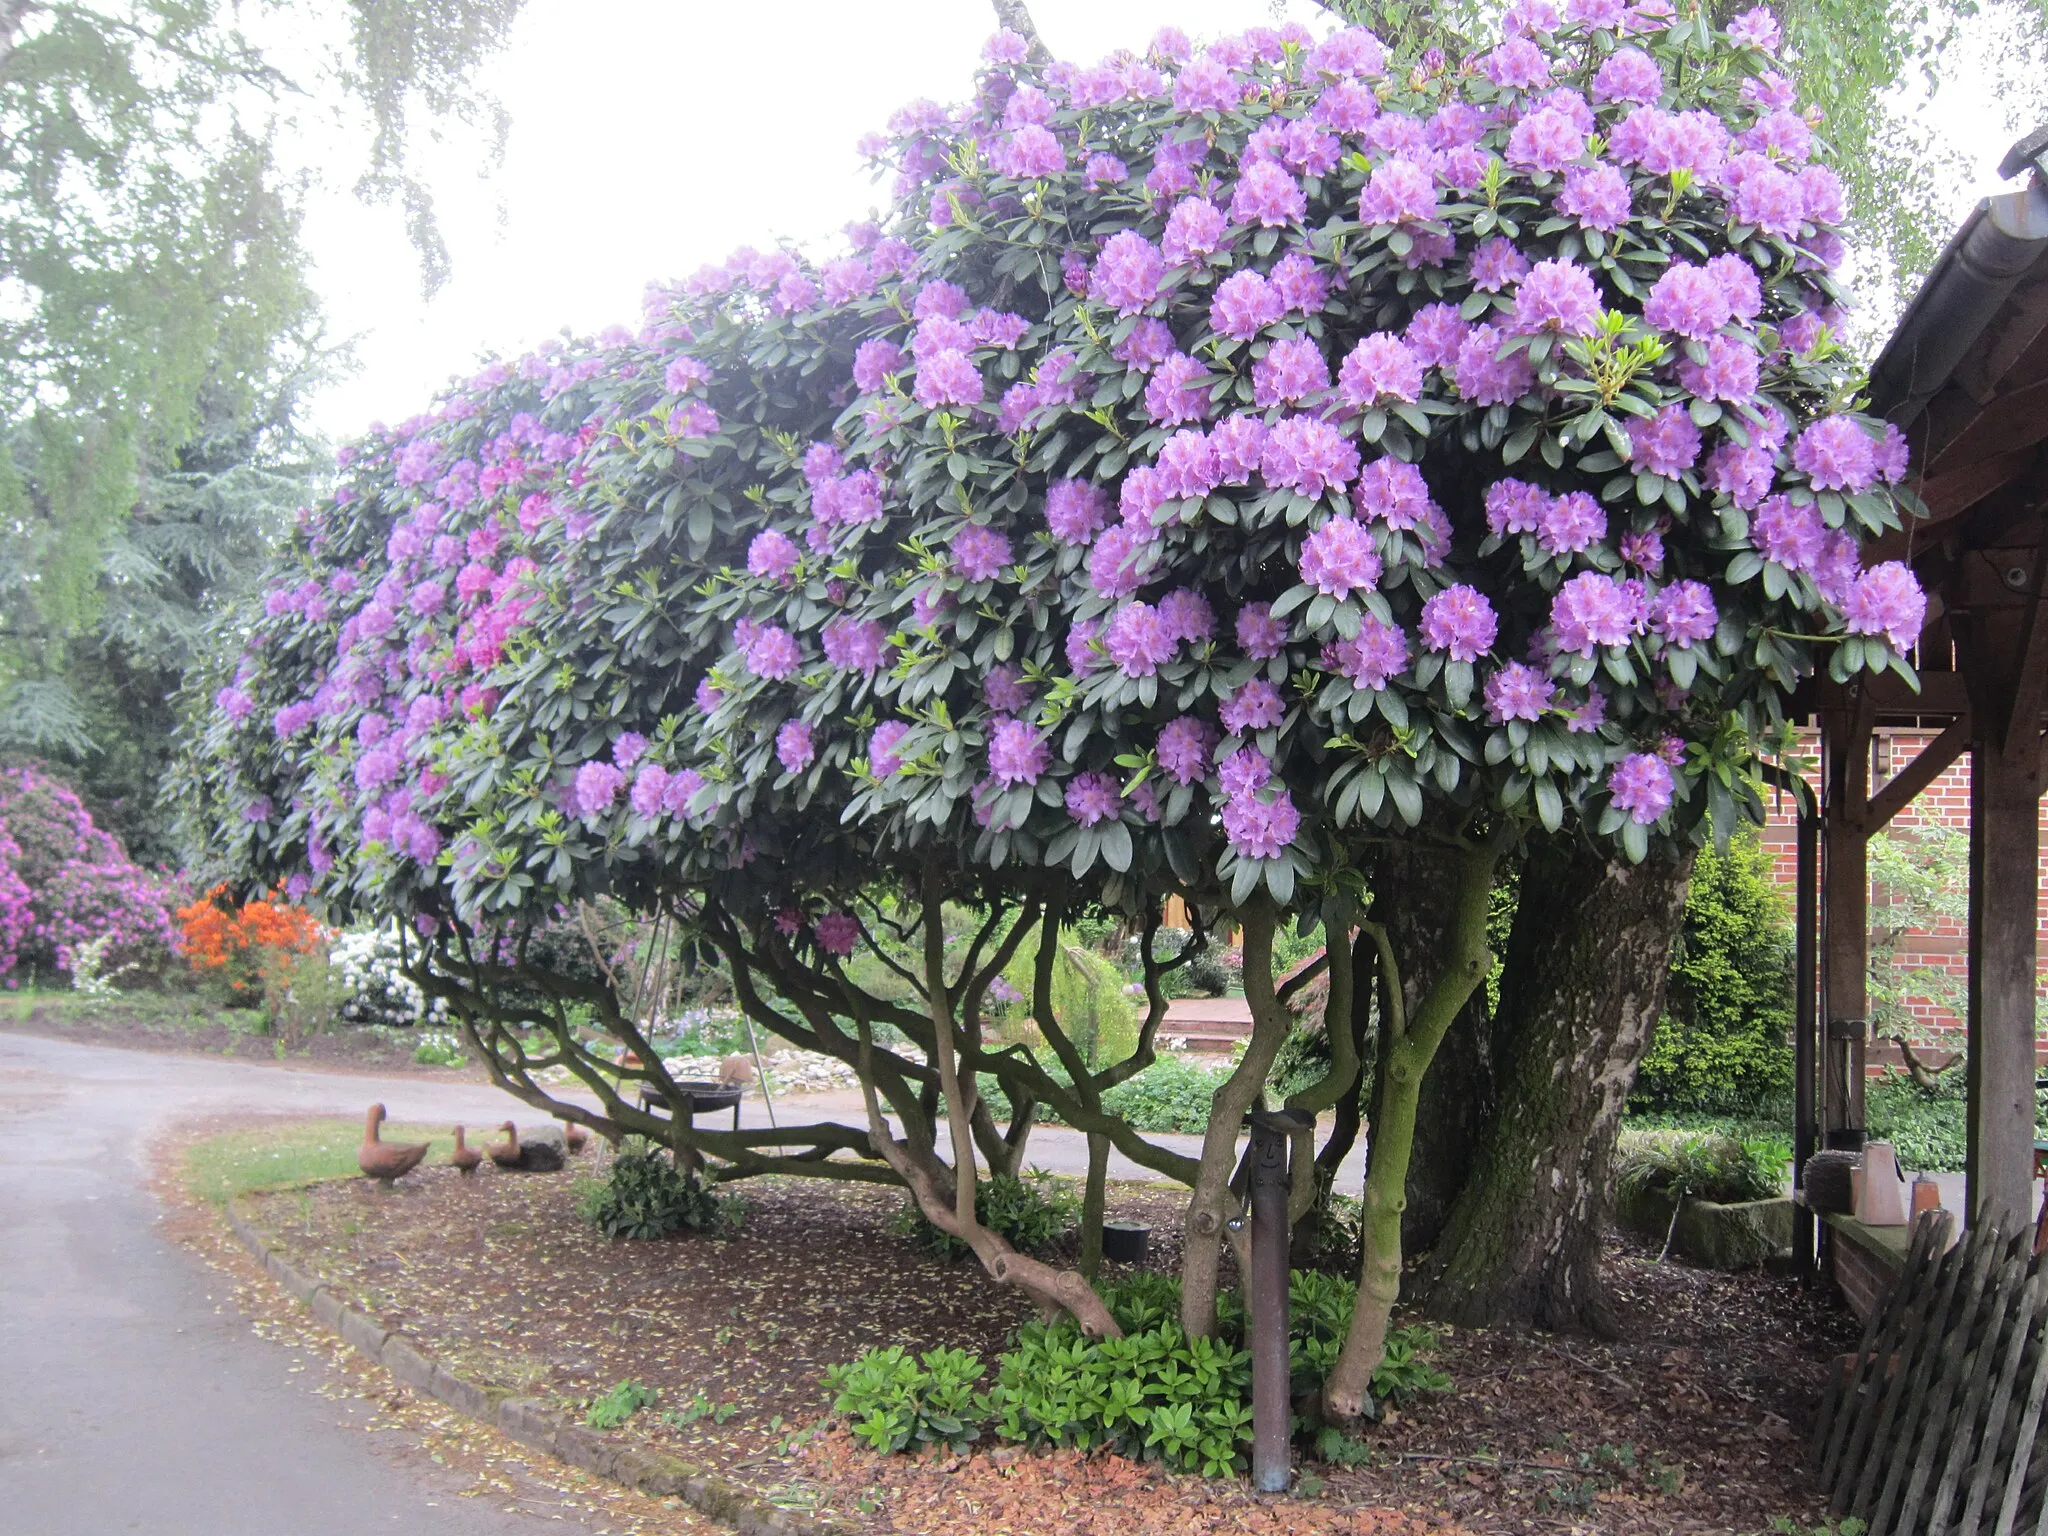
left=176, top=4, right=1936, bottom=1371
left=184, top=3, right=1927, bottom=924
left=0, top=767, right=179, bottom=983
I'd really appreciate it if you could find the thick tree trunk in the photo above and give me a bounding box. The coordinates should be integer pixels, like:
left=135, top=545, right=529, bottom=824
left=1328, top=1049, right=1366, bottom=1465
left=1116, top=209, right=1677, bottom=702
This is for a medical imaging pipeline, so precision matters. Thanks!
left=1322, top=839, right=1502, bottom=1421
left=1365, top=843, right=1498, bottom=1256
left=1415, top=838, right=1694, bottom=1332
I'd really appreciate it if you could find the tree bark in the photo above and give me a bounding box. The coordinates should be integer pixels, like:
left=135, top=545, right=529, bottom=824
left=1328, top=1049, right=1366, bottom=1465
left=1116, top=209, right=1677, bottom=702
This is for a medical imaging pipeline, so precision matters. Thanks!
left=1364, top=842, right=1499, bottom=1256
left=1180, top=896, right=1294, bottom=1338
left=1322, top=838, right=1502, bottom=1421
left=986, top=0, right=1049, bottom=59
left=1415, top=838, right=1694, bottom=1333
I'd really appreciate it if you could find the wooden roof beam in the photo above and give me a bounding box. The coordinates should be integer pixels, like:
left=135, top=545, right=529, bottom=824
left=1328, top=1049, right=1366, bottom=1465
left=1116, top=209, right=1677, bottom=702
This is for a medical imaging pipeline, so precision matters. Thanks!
left=1859, top=715, right=1971, bottom=832
left=1925, top=375, right=2048, bottom=476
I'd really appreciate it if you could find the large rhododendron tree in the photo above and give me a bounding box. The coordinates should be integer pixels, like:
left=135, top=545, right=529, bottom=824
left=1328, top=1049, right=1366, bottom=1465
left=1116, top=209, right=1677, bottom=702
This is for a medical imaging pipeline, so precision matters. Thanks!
left=183, top=1, right=1927, bottom=1411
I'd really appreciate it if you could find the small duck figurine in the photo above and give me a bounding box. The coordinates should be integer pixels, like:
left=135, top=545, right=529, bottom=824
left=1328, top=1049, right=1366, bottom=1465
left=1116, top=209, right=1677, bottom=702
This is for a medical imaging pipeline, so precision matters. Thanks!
left=450, top=1125, right=483, bottom=1176
left=487, top=1120, right=522, bottom=1169
left=358, top=1104, right=431, bottom=1186
left=488, top=1119, right=564, bottom=1172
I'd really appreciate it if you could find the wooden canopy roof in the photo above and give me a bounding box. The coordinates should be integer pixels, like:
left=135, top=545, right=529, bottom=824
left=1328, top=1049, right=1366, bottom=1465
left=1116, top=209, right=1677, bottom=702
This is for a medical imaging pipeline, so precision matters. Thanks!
left=1862, top=131, right=2048, bottom=743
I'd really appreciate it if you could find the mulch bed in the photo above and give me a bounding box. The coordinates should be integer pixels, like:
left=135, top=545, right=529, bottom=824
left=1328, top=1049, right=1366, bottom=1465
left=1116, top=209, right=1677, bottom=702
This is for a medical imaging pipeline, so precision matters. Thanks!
left=239, top=1147, right=1858, bottom=1535
left=1, top=1001, right=473, bottom=1076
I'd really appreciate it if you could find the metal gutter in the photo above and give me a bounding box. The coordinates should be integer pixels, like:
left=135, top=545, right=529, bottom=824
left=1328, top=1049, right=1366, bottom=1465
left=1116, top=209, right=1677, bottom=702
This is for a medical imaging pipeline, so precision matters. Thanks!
left=1868, top=130, right=2048, bottom=428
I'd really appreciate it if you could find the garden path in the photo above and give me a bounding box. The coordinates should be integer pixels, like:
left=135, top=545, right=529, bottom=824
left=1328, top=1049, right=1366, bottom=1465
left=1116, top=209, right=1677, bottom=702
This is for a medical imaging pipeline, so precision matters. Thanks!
left=0, top=1028, right=1376, bottom=1535
left=0, top=1029, right=632, bottom=1536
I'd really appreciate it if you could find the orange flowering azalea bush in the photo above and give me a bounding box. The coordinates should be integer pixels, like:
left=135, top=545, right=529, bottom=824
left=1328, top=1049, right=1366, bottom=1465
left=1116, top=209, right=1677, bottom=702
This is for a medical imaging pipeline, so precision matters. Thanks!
left=178, top=884, right=331, bottom=1002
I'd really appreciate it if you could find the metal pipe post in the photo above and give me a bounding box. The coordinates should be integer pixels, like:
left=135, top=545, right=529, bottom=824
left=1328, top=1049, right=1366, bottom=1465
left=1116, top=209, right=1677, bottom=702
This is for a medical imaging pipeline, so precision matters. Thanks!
left=1246, top=1108, right=1308, bottom=1493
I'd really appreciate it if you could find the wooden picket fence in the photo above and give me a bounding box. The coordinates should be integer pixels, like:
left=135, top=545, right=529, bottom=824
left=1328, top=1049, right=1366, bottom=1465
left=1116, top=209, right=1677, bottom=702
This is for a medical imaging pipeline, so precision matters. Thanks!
left=1811, top=1210, right=2048, bottom=1535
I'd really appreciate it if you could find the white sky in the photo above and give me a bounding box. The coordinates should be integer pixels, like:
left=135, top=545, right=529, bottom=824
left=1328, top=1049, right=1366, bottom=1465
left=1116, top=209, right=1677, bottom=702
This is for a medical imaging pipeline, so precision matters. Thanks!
left=295, top=0, right=2036, bottom=443
left=302, top=0, right=1325, bottom=439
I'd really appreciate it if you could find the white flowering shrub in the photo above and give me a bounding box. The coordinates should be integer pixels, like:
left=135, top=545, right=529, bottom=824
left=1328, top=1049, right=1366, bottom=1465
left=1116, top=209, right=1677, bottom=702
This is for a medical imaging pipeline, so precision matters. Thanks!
left=331, top=925, right=447, bottom=1026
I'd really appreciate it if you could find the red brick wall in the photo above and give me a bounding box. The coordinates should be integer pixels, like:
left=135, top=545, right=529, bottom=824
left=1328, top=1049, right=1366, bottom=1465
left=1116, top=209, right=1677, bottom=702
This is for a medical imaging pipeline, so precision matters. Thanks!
left=1758, top=731, right=2048, bottom=1061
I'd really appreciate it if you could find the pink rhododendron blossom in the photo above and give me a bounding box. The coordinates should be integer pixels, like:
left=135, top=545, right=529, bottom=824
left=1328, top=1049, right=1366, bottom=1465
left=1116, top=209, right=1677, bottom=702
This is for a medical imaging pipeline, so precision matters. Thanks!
left=1514, top=257, right=1604, bottom=335
left=1552, top=572, right=1648, bottom=654
left=775, top=719, right=816, bottom=773
left=1453, top=324, right=1536, bottom=405
left=1507, top=107, right=1586, bottom=171
left=1236, top=602, right=1287, bottom=658
left=1484, top=662, right=1556, bottom=722
left=1230, top=159, right=1307, bottom=226
left=1064, top=771, right=1122, bottom=826
left=1046, top=479, right=1109, bottom=543
left=1644, top=262, right=1732, bottom=338
left=988, top=719, right=1050, bottom=785
left=1792, top=415, right=1878, bottom=492
left=1157, top=716, right=1219, bottom=784
left=869, top=721, right=910, bottom=776
left=1357, top=159, right=1438, bottom=224
left=1470, top=237, right=1534, bottom=293
left=1105, top=601, right=1179, bottom=676
left=1538, top=490, right=1606, bottom=554
left=1221, top=678, right=1286, bottom=734
left=1556, top=163, right=1631, bottom=230
left=1486, top=478, right=1551, bottom=536
left=953, top=524, right=1013, bottom=582
left=1158, top=587, right=1217, bottom=644
left=1210, top=271, right=1286, bottom=340
left=1841, top=562, right=1926, bottom=649
left=1252, top=336, right=1331, bottom=406
left=1650, top=581, right=1718, bottom=646
left=1609, top=752, right=1675, bottom=823
left=1331, top=616, right=1410, bottom=689
left=1420, top=585, right=1499, bottom=660
left=1222, top=787, right=1301, bottom=858
left=1338, top=334, right=1424, bottom=405
left=1145, top=353, right=1212, bottom=424
left=1263, top=417, right=1361, bottom=498
left=1162, top=198, right=1228, bottom=264
left=1625, top=404, right=1704, bottom=476
left=1092, top=230, right=1166, bottom=314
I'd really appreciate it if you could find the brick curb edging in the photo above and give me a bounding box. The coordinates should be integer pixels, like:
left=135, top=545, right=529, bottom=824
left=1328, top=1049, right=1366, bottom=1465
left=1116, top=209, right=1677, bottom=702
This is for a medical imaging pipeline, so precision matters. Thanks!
left=221, top=1203, right=848, bottom=1536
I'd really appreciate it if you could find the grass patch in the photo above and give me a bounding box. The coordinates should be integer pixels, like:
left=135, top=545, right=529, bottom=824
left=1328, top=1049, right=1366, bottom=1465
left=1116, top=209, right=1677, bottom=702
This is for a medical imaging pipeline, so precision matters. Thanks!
left=182, top=1117, right=456, bottom=1203
left=5, top=985, right=229, bottom=1032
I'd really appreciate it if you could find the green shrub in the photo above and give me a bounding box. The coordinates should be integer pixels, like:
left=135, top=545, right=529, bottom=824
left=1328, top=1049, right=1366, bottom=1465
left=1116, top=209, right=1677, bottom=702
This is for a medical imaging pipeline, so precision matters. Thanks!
left=585, top=1380, right=657, bottom=1428
left=1866, top=1069, right=1968, bottom=1172
left=1635, top=829, right=1794, bottom=1113
left=890, top=1169, right=1078, bottom=1260
left=1098, top=1055, right=1231, bottom=1132
left=1183, top=949, right=1231, bottom=997
left=823, top=1345, right=984, bottom=1455
left=576, top=1144, right=741, bottom=1239
left=982, top=1318, right=1253, bottom=1475
left=825, top=1271, right=1447, bottom=1476
left=973, top=1054, right=1232, bottom=1135
left=411, top=1029, right=465, bottom=1067
left=1615, top=1129, right=1785, bottom=1205
left=1003, top=929, right=1138, bottom=1068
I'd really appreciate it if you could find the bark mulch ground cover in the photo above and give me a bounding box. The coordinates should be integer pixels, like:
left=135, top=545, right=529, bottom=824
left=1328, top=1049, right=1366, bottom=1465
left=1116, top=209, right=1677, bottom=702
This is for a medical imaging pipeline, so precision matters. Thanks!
left=236, top=1144, right=1860, bottom=1536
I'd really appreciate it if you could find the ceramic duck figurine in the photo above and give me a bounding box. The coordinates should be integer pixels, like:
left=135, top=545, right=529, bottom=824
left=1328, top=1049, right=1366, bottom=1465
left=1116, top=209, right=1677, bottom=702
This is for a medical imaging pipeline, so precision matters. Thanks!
left=450, top=1125, right=483, bottom=1175
left=487, top=1120, right=522, bottom=1169
left=488, top=1119, right=564, bottom=1172
left=358, top=1104, right=431, bottom=1186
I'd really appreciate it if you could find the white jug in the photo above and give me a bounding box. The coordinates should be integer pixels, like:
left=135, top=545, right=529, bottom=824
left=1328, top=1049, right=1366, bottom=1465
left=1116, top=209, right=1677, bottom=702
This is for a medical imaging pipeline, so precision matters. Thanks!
left=1856, top=1140, right=1909, bottom=1226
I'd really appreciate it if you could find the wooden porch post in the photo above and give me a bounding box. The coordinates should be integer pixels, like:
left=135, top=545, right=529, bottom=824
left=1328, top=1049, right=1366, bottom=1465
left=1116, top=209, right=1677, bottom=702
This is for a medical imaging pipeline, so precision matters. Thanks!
left=1965, top=733, right=2044, bottom=1228
left=1821, top=699, right=1875, bottom=1138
